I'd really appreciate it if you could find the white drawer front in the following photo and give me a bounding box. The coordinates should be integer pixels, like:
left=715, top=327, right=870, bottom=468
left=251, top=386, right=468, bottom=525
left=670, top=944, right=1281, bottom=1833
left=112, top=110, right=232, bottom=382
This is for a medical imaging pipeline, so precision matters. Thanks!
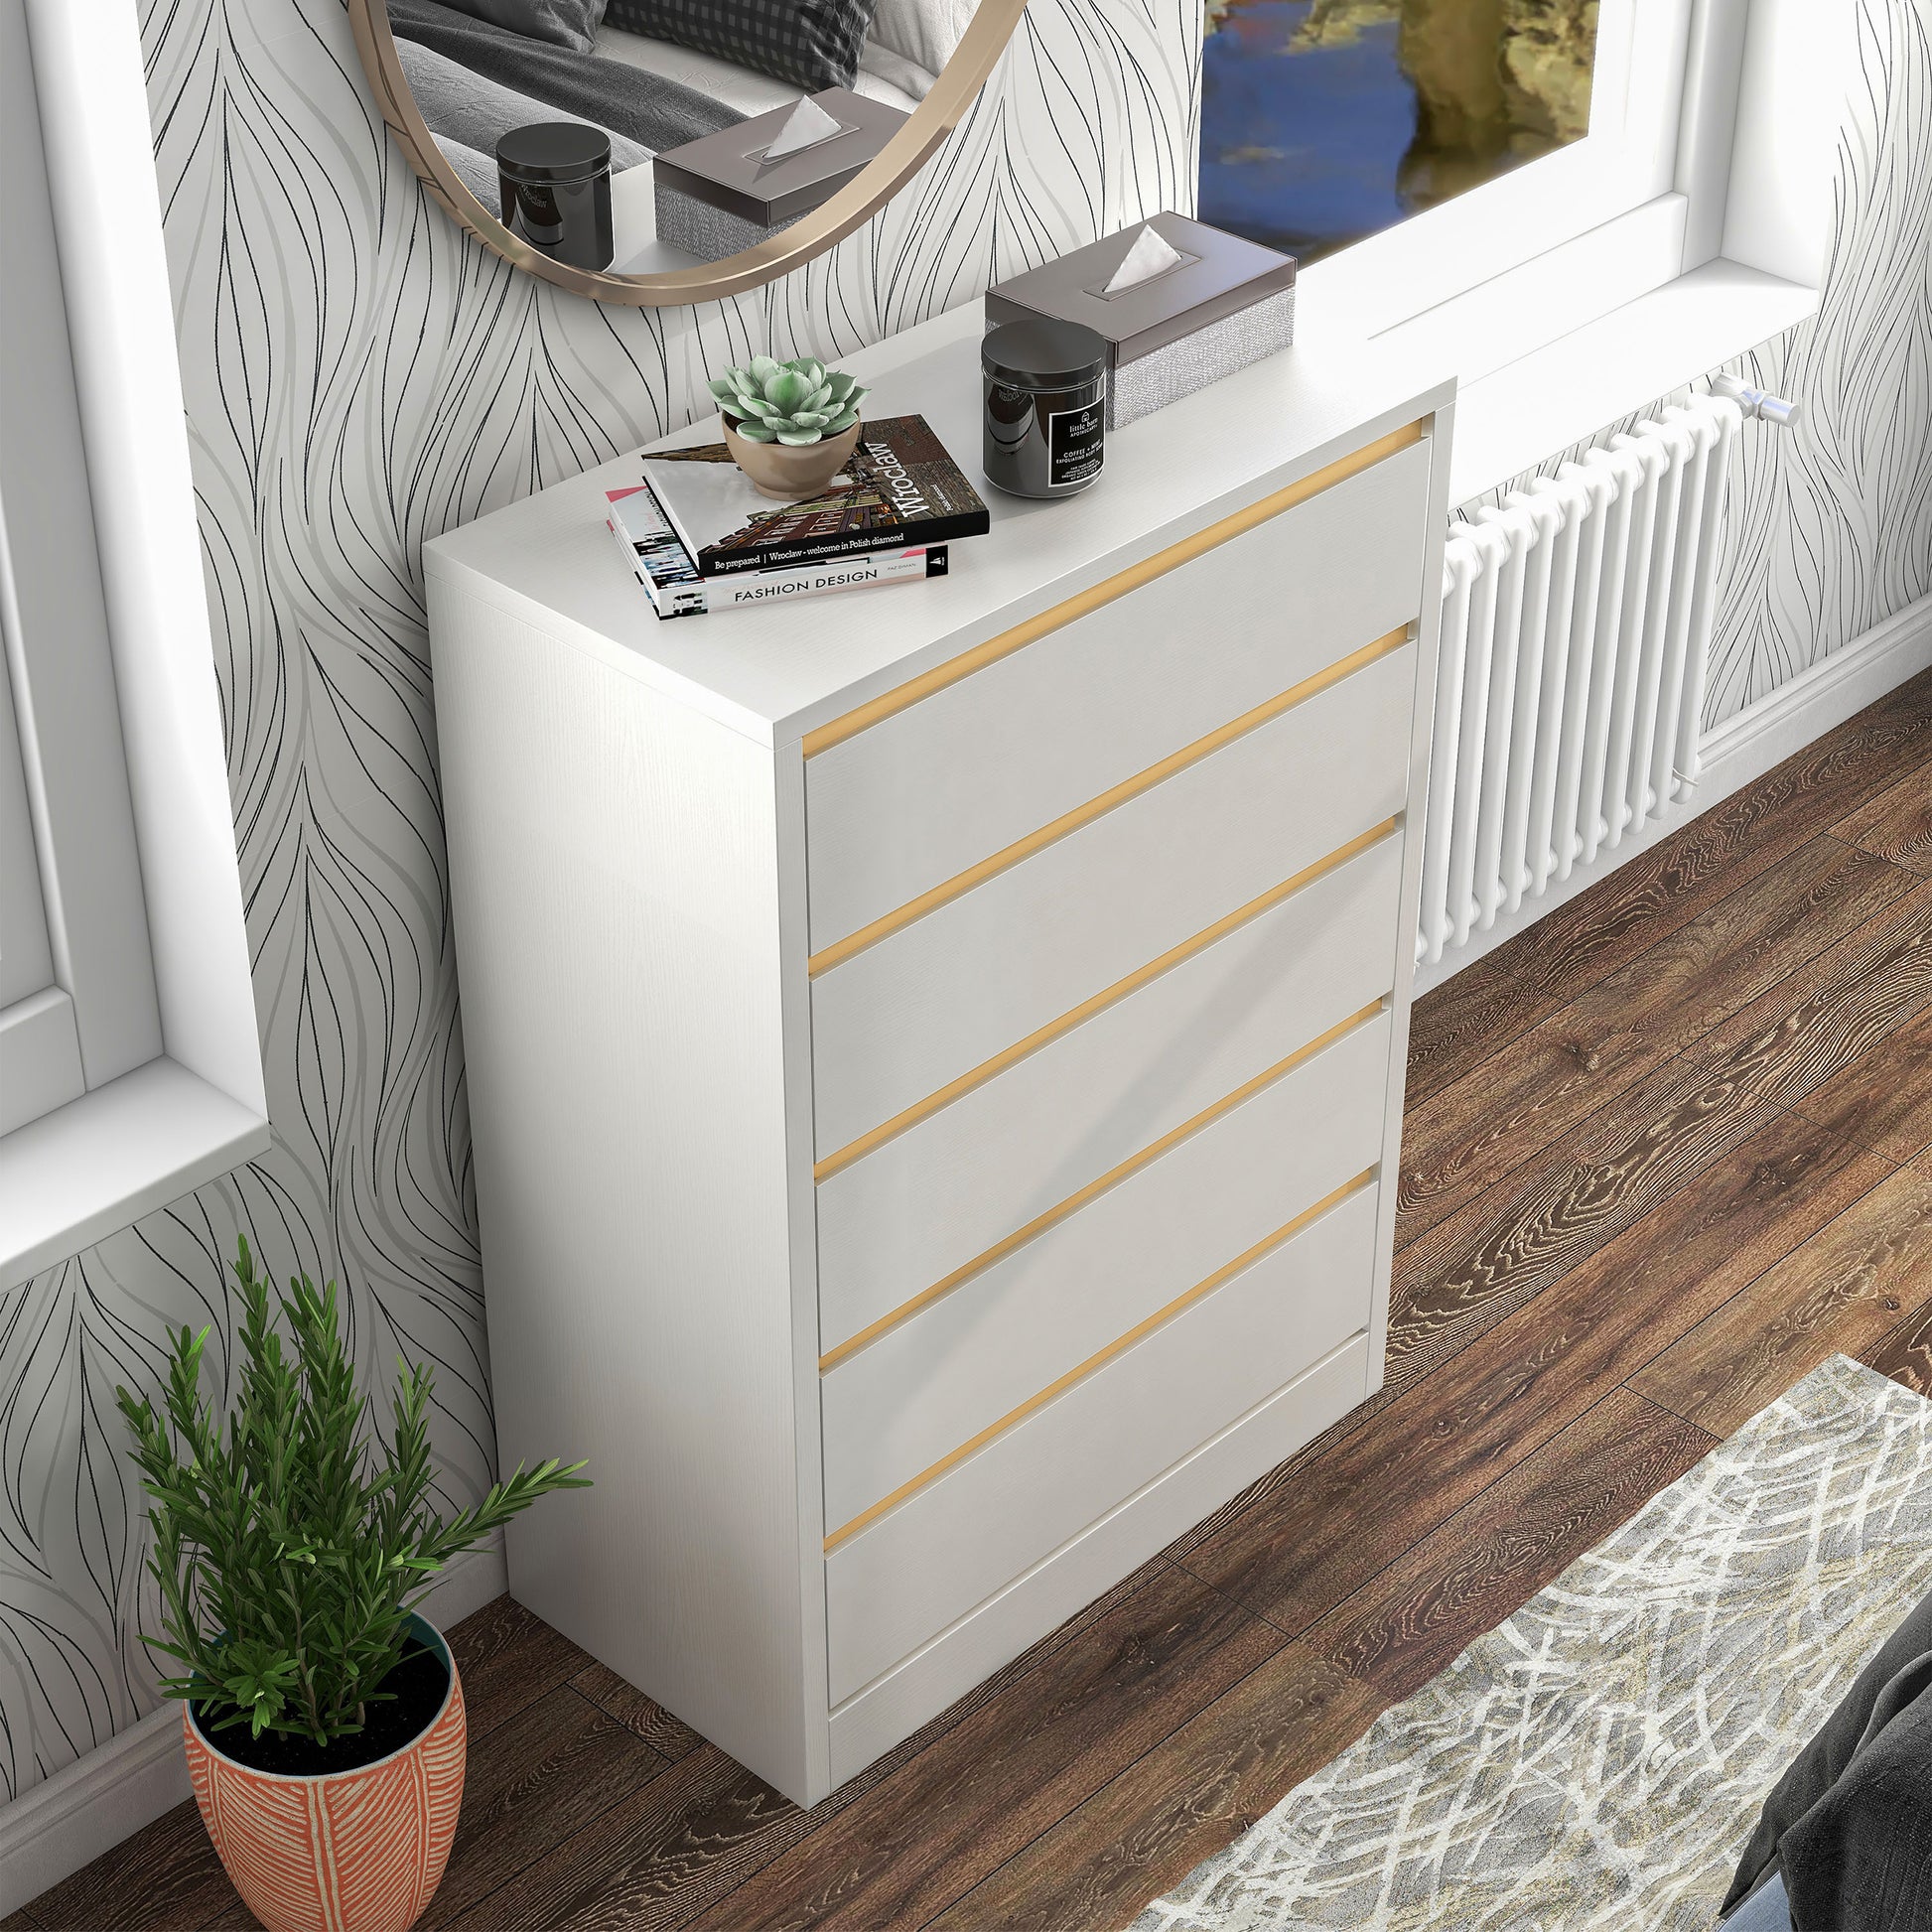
left=823, top=1181, right=1380, bottom=1704
left=810, top=642, right=1416, bottom=1163
left=804, top=439, right=1432, bottom=955
left=821, top=1009, right=1391, bottom=1534
left=816, top=832, right=1404, bottom=1354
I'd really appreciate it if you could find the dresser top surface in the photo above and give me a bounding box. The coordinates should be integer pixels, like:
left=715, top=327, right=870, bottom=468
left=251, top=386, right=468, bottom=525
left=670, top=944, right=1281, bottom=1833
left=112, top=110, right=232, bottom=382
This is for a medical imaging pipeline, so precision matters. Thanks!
left=424, top=302, right=1452, bottom=748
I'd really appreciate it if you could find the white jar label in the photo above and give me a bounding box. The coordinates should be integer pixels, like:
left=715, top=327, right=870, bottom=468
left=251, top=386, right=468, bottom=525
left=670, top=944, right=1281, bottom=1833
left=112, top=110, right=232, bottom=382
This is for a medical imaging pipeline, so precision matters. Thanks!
left=1046, top=395, right=1105, bottom=488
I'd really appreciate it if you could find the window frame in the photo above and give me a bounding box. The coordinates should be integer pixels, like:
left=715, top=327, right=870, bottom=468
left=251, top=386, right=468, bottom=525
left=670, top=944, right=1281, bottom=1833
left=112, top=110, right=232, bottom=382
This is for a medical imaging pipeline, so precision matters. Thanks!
left=1272, top=0, right=1845, bottom=505
left=1282, top=0, right=1699, bottom=345
left=1280, top=0, right=1839, bottom=387
left=0, top=0, right=269, bottom=1288
left=0, top=609, right=57, bottom=1016
left=0, top=34, right=164, bottom=1137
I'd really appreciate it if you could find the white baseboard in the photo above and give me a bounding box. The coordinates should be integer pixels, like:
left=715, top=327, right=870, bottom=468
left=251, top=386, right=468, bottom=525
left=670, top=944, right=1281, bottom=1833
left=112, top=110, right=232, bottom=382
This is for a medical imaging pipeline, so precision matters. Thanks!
left=0, top=1534, right=507, bottom=1918
left=1413, top=590, right=1932, bottom=996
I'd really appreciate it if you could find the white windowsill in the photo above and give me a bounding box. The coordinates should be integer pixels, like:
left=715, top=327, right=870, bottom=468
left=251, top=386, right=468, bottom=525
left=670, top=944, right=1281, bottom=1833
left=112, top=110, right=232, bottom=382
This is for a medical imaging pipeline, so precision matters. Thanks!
left=1446, top=258, right=1819, bottom=504
left=1291, top=193, right=1822, bottom=513
left=0, top=1058, right=270, bottom=1288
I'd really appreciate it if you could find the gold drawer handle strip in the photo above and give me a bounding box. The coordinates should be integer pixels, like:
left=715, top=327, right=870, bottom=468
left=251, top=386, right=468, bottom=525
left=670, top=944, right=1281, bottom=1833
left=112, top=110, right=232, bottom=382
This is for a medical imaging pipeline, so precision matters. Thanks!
left=799, top=421, right=1428, bottom=759
left=807, top=627, right=1412, bottom=979
left=818, top=997, right=1387, bottom=1373
left=821, top=1167, right=1379, bottom=1555
left=811, top=815, right=1402, bottom=1183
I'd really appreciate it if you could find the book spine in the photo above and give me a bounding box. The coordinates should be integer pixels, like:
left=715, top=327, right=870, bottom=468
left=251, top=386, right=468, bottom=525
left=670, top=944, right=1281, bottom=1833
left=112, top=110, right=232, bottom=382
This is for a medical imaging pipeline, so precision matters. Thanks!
left=608, top=516, right=703, bottom=620
left=699, top=545, right=945, bottom=611
left=700, top=512, right=988, bottom=577
left=611, top=510, right=947, bottom=617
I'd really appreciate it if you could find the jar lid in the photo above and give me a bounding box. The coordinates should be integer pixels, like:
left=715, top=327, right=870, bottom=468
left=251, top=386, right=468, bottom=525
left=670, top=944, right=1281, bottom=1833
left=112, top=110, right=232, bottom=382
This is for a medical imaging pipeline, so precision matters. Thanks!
left=496, top=122, right=612, bottom=185
left=982, top=318, right=1109, bottom=390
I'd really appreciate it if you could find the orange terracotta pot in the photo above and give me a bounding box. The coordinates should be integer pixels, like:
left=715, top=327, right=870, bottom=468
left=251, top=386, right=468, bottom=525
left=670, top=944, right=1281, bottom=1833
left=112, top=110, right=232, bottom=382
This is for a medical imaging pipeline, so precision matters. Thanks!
left=184, top=1615, right=467, bottom=1932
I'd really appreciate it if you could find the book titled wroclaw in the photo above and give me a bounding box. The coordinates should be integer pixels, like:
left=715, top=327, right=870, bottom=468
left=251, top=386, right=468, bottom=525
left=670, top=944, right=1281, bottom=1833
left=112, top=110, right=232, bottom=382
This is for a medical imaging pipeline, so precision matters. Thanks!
left=607, top=413, right=989, bottom=620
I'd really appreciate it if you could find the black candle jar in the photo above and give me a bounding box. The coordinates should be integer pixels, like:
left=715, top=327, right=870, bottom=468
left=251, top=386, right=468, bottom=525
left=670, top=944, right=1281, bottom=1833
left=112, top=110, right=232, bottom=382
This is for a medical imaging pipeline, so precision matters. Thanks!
left=981, top=319, right=1108, bottom=499
left=497, top=122, right=614, bottom=272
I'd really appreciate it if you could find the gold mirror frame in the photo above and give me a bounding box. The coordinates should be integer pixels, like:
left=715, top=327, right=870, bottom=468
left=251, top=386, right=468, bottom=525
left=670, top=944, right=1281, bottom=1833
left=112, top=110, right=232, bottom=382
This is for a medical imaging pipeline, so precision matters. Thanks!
left=348, top=0, right=1029, bottom=306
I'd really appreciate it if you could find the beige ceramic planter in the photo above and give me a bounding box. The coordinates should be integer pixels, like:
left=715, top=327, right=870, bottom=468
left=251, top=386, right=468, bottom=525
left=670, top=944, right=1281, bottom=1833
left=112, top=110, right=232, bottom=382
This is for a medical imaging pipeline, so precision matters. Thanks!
left=723, top=417, right=863, bottom=501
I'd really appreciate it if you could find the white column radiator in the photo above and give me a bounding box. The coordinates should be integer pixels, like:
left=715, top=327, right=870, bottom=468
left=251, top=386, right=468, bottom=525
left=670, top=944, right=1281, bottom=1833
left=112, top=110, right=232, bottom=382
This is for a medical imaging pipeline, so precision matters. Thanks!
left=1416, top=394, right=1741, bottom=968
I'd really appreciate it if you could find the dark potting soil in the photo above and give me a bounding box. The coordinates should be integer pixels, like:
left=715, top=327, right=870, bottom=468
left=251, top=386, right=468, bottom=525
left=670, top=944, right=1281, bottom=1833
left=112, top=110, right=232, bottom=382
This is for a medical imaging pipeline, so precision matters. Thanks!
left=193, top=1640, right=451, bottom=1777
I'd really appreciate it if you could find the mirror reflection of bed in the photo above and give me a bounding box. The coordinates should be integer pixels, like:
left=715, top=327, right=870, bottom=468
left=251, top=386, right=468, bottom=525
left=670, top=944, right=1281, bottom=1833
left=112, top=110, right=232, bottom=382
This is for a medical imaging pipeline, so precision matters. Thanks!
left=384, top=0, right=975, bottom=273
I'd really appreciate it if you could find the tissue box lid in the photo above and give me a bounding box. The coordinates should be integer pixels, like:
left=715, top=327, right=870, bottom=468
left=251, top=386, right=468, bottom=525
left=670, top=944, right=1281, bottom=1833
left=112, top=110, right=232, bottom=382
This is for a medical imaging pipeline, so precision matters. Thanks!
left=984, top=212, right=1296, bottom=367
left=653, top=89, right=909, bottom=226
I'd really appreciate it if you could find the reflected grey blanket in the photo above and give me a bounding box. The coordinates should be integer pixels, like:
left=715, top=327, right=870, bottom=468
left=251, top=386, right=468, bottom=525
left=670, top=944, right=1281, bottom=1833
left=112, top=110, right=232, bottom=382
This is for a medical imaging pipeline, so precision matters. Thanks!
left=385, top=0, right=741, bottom=154
left=396, top=39, right=652, bottom=183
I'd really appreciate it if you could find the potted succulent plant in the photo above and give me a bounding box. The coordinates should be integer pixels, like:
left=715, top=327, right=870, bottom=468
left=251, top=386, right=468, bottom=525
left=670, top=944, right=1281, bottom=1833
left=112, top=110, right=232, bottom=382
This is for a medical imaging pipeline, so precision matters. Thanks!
left=710, top=354, right=870, bottom=500
left=117, top=1238, right=588, bottom=1932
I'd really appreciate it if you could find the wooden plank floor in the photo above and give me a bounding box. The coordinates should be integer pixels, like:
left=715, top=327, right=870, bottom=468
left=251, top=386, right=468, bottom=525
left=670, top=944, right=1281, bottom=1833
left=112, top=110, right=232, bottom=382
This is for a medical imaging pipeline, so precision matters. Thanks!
left=26, top=666, right=1932, bottom=1932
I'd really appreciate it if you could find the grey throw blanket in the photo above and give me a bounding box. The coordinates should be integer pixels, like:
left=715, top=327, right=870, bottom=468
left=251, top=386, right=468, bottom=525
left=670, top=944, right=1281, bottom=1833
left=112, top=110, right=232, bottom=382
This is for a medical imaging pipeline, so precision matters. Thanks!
left=385, top=0, right=742, bottom=153
left=1726, top=1582, right=1932, bottom=1929
left=396, top=40, right=651, bottom=171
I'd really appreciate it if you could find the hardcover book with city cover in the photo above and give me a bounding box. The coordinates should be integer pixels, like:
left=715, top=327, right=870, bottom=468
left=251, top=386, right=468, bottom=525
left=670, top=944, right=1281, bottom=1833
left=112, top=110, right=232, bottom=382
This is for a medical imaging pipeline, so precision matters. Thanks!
left=639, top=414, right=990, bottom=577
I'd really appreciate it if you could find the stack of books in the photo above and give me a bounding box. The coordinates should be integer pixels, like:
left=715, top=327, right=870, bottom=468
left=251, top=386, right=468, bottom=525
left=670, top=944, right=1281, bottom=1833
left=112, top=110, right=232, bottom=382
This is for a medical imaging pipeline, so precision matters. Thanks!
left=607, top=414, right=990, bottom=620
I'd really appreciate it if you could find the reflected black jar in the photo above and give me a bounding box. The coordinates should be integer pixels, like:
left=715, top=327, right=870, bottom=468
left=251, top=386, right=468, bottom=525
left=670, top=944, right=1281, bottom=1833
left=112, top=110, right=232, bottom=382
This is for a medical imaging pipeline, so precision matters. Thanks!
left=497, top=123, right=614, bottom=272
left=981, top=319, right=1108, bottom=499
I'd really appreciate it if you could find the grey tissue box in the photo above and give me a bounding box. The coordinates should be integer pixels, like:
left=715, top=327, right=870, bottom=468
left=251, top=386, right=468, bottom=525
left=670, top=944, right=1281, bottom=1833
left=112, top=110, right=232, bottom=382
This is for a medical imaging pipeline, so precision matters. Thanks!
left=983, top=212, right=1296, bottom=430
left=653, top=88, right=908, bottom=260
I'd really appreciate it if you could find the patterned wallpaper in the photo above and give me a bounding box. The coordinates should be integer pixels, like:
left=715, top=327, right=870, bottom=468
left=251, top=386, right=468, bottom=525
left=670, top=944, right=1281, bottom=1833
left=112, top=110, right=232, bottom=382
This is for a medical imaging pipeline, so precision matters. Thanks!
left=0, top=0, right=1200, bottom=1805
left=1, top=0, right=1926, bottom=1819
left=1458, top=3, right=1932, bottom=730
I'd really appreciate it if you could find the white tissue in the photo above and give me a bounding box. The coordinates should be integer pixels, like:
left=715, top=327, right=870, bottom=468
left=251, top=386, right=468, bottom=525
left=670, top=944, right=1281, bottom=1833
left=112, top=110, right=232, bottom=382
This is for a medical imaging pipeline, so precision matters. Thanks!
left=764, top=95, right=843, bottom=161
left=1103, top=223, right=1186, bottom=294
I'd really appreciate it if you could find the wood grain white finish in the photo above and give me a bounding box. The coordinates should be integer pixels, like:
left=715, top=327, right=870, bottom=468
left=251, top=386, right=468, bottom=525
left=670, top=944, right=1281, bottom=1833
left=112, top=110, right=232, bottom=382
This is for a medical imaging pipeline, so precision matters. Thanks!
left=821, top=1011, right=1393, bottom=1532
left=802, top=443, right=1433, bottom=953
left=424, top=307, right=1451, bottom=1804
left=426, top=306, right=1447, bottom=749
left=1369, top=397, right=1457, bottom=1387
left=426, top=581, right=828, bottom=1803
left=824, top=1181, right=1382, bottom=1703
left=809, top=643, right=1417, bottom=1161
left=814, top=833, right=1405, bottom=1355
left=825, top=1328, right=1373, bottom=1776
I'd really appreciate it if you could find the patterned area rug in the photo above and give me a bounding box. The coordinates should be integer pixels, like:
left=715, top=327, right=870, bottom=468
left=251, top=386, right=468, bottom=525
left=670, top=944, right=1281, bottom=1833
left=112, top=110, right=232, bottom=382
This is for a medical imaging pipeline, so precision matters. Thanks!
left=1134, top=1355, right=1932, bottom=1932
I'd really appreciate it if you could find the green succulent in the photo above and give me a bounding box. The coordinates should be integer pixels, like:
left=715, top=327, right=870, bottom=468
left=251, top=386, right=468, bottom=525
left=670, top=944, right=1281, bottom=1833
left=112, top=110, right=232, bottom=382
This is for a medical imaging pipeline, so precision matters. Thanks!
left=710, top=355, right=868, bottom=445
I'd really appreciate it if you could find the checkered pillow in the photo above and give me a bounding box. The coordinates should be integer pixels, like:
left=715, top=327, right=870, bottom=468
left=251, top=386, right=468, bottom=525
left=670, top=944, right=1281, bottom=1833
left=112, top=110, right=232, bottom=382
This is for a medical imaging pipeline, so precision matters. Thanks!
left=605, top=0, right=880, bottom=90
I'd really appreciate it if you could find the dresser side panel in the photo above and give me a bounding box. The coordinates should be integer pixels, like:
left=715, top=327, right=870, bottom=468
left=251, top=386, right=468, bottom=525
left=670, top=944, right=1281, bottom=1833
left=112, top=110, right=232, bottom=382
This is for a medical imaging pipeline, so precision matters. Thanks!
left=1369, top=400, right=1456, bottom=1389
left=428, top=577, right=818, bottom=1799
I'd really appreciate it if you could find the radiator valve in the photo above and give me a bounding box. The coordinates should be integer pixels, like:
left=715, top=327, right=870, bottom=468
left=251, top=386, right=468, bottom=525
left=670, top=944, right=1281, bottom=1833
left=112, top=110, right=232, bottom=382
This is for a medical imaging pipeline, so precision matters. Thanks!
left=1709, top=371, right=1802, bottom=428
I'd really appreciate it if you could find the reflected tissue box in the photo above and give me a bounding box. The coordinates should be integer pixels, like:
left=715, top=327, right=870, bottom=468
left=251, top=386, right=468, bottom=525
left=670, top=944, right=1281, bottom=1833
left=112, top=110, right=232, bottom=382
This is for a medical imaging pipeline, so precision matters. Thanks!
left=983, top=211, right=1297, bottom=430
left=653, top=88, right=908, bottom=260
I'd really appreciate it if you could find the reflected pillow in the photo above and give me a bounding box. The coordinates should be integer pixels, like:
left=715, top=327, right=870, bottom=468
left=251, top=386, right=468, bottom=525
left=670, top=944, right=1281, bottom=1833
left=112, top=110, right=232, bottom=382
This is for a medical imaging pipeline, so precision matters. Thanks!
left=429, top=0, right=608, bottom=55
left=604, top=0, right=881, bottom=92
left=867, top=0, right=973, bottom=78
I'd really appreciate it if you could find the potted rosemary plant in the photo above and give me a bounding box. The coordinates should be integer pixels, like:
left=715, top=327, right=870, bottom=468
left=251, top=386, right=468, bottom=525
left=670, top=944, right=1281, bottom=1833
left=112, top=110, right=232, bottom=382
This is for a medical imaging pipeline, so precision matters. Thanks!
left=117, top=1238, right=588, bottom=1932
left=711, top=354, right=869, bottom=499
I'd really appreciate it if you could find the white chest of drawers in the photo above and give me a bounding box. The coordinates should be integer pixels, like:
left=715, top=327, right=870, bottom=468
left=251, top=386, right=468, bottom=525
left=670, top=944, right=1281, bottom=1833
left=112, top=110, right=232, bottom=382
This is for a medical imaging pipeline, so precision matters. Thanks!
left=425, top=305, right=1453, bottom=1805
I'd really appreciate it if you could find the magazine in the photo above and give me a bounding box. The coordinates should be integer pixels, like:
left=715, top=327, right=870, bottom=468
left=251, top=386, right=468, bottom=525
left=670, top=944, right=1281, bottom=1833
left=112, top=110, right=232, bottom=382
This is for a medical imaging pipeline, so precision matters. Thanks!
left=636, top=415, right=988, bottom=577
left=608, top=484, right=947, bottom=620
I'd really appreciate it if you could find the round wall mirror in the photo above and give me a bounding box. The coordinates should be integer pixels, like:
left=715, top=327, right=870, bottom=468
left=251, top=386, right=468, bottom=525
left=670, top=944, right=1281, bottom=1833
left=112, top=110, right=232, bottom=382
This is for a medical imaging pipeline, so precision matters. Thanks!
left=348, top=0, right=1027, bottom=306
